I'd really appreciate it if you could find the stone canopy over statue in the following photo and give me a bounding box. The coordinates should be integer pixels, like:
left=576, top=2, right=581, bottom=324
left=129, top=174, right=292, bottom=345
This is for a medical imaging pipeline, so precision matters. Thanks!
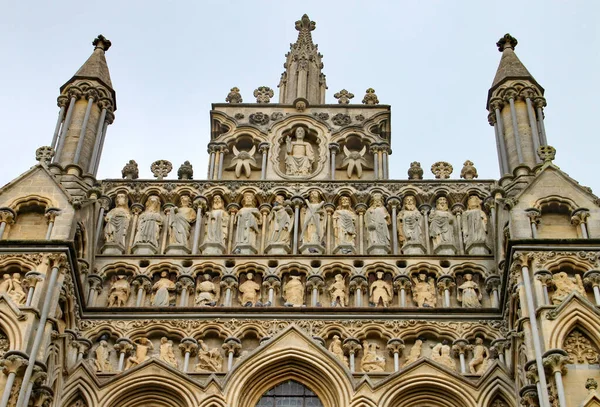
left=285, top=127, right=315, bottom=176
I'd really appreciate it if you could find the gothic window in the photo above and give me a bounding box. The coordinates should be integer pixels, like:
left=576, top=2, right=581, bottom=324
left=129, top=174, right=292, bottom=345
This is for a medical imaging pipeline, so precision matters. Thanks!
left=255, top=380, right=324, bottom=407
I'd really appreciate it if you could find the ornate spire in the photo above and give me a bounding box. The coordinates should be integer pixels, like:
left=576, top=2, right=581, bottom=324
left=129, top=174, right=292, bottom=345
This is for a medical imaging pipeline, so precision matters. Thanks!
left=64, top=34, right=114, bottom=92
left=489, top=33, right=540, bottom=96
left=294, top=14, right=316, bottom=49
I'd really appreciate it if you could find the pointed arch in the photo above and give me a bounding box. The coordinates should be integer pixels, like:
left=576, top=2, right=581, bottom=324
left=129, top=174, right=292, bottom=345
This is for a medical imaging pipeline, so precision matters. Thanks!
left=100, top=374, right=197, bottom=407
left=548, top=298, right=600, bottom=349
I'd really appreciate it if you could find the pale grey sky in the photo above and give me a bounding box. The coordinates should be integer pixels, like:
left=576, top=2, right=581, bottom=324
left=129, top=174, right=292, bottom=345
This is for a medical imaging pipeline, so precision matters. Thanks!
left=1, top=1, right=599, bottom=192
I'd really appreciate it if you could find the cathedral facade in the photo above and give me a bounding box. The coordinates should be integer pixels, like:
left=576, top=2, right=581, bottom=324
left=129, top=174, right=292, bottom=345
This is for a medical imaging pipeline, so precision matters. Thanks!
left=0, top=14, right=599, bottom=407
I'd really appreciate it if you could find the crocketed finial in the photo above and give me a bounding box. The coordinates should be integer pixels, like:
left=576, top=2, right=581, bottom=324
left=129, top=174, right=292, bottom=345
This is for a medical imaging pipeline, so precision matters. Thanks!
left=93, top=35, right=112, bottom=52
left=496, top=33, right=517, bottom=52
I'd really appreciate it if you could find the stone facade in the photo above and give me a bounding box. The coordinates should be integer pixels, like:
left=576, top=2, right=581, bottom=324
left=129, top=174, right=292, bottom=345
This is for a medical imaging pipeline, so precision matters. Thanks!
left=0, top=16, right=598, bottom=407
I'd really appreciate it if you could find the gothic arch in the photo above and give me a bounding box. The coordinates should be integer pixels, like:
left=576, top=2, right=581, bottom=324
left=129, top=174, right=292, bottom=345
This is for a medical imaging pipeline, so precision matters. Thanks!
left=548, top=298, right=600, bottom=348
left=0, top=298, right=24, bottom=350
left=100, top=375, right=196, bottom=407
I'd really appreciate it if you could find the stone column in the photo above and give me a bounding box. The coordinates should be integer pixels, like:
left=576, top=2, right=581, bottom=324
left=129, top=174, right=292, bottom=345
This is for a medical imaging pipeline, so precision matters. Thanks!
left=325, top=203, right=334, bottom=255
left=583, top=270, right=600, bottom=306
left=131, top=275, right=152, bottom=307
left=54, top=90, right=80, bottom=162
left=217, top=144, right=228, bottom=180
left=95, top=196, right=111, bottom=249
left=259, top=204, right=271, bottom=254
left=488, top=111, right=509, bottom=175
left=226, top=204, right=239, bottom=254
left=349, top=275, right=368, bottom=307
left=73, top=90, right=98, bottom=165
left=342, top=338, right=361, bottom=373
left=51, top=96, right=68, bottom=150
left=491, top=338, right=508, bottom=365
left=370, top=145, right=380, bottom=179
left=87, top=274, right=103, bottom=307
left=44, top=208, right=60, bottom=240
left=485, top=275, right=501, bottom=308
left=191, top=196, right=207, bottom=255
left=394, top=275, right=411, bottom=307
left=258, top=142, right=270, bottom=180
left=126, top=203, right=143, bottom=254
left=451, top=339, right=469, bottom=374
left=75, top=338, right=92, bottom=363
left=262, top=275, right=281, bottom=306
left=220, top=275, right=238, bottom=307
left=534, top=97, right=548, bottom=146
left=386, top=339, right=404, bottom=372
left=571, top=208, right=590, bottom=238
left=292, top=196, right=304, bottom=255
left=437, top=276, right=455, bottom=308
left=543, top=350, right=569, bottom=407
left=452, top=204, right=465, bottom=255
left=306, top=275, right=324, bottom=307
left=525, top=361, right=543, bottom=407
left=212, top=149, right=221, bottom=181
left=160, top=203, right=175, bottom=254
left=525, top=208, right=541, bottom=239
left=0, top=208, right=16, bottom=240
left=178, top=338, right=198, bottom=373
left=22, top=272, right=43, bottom=307
left=207, top=143, right=217, bottom=179
left=356, top=204, right=367, bottom=255
left=0, top=352, right=28, bottom=407
left=382, top=144, right=391, bottom=179
left=524, top=94, right=541, bottom=160
left=534, top=270, right=552, bottom=306
left=176, top=275, right=195, bottom=307
left=114, top=338, right=134, bottom=372
left=420, top=204, right=432, bottom=254
left=520, top=384, right=540, bottom=407
left=222, top=337, right=242, bottom=371
left=387, top=197, right=401, bottom=255
left=329, top=143, right=340, bottom=180
left=88, top=101, right=110, bottom=174
left=505, top=92, right=524, bottom=163
left=23, top=366, right=47, bottom=407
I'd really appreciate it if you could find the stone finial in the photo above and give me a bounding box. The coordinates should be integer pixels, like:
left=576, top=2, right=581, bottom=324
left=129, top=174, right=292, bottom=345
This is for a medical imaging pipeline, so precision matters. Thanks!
left=496, top=33, right=517, bottom=52
left=586, top=378, right=598, bottom=391
left=431, top=161, right=453, bottom=179
left=334, top=89, right=354, bottom=104
left=93, top=34, right=112, bottom=52
left=537, top=145, right=556, bottom=164
left=253, top=86, right=274, bottom=103
left=362, top=88, right=379, bottom=105
left=460, top=160, right=478, bottom=180
left=408, top=161, right=423, bottom=180
left=226, top=87, right=243, bottom=104
left=177, top=161, right=193, bottom=180
left=121, top=160, right=139, bottom=180
left=150, top=160, right=172, bottom=180
left=35, top=146, right=55, bottom=165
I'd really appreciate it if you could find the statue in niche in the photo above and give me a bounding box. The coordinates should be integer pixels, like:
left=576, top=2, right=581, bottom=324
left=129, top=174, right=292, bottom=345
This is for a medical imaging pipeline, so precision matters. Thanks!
left=369, top=271, right=392, bottom=307
left=328, top=274, right=348, bottom=307
left=285, top=127, right=315, bottom=176
left=93, top=340, right=112, bottom=372
left=457, top=273, right=482, bottom=308
left=103, top=192, right=131, bottom=254
left=239, top=272, right=261, bottom=306
left=265, top=194, right=294, bottom=254
left=126, top=338, right=153, bottom=369
left=341, top=145, right=369, bottom=178
left=462, top=195, right=489, bottom=255
left=227, top=145, right=259, bottom=178
left=365, top=192, right=391, bottom=255
left=403, top=339, right=423, bottom=366
left=551, top=272, right=585, bottom=305
left=328, top=335, right=348, bottom=366
left=431, top=341, right=456, bottom=371
left=196, top=340, right=223, bottom=372
left=397, top=195, right=425, bottom=255
left=195, top=274, right=219, bottom=306
left=469, top=338, right=490, bottom=375
left=360, top=340, right=386, bottom=372
left=0, top=274, right=11, bottom=295
left=133, top=195, right=163, bottom=254
left=159, top=337, right=178, bottom=368
left=300, top=190, right=326, bottom=254
left=233, top=192, right=261, bottom=255
left=167, top=195, right=196, bottom=254
left=202, top=195, right=229, bottom=255
left=412, top=272, right=436, bottom=308
left=107, top=275, right=131, bottom=307
left=2, top=274, right=26, bottom=305
left=151, top=271, right=175, bottom=307
left=283, top=275, right=305, bottom=307
left=333, top=196, right=357, bottom=254
left=429, top=196, right=457, bottom=255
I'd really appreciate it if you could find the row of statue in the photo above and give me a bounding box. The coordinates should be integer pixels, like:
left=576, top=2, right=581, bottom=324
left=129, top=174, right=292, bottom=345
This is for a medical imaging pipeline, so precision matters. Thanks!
left=103, top=271, right=487, bottom=308
left=102, top=191, right=490, bottom=256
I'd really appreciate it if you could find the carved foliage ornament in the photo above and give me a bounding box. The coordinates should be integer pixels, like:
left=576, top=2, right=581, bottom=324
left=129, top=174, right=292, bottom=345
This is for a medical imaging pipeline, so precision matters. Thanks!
left=35, top=146, right=55, bottom=165
left=254, top=86, right=274, bottom=103
left=563, top=329, right=599, bottom=364
left=334, top=89, right=354, bottom=104
left=408, top=161, right=424, bottom=180
left=460, top=160, right=478, bottom=180
left=121, top=160, right=139, bottom=180
left=332, top=113, right=351, bottom=126
left=362, top=88, right=379, bottom=105
left=431, top=161, right=453, bottom=179
left=150, top=160, right=172, bottom=180
left=177, top=161, right=193, bottom=180
left=249, top=112, right=270, bottom=125
left=226, top=87, right=243, bottom=104
left=537, top=145, right=556, bottom=164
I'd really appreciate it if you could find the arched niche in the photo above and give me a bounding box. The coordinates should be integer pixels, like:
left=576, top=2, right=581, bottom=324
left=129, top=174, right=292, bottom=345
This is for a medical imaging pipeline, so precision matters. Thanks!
left=563, top=327, right=600, bottom=365
left=255, top=380, right=324, bottom=407
left=224, top=134, right=262, bottom=180
left=337, top=134, right=373, bottom=180
left=7, top=197, right=50, bottom=240
left=536, top=199, right=578, bottom=239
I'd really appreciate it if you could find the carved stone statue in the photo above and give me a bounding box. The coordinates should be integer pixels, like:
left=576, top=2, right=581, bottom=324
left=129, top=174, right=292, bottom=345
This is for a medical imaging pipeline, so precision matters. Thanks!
left=196, top=340, right=223, bottom=372
left=132, top=195, right=163, bottom=255
left=159, top=337, right=178, bottom=368
left=102, top=192, right=131, bottom=254
left=233, top=192, right=262, bottom=255
left=227, top=145, right=259, bottom=178
left=328, top=274, right=348, bottom=307
left=333, top=196, right=357, bottom=254
left=151, top=271, right=175, bottom=307
left=201, top=195, right=229, bottom=255
left=166, top=195, right=196, bottom=254
left=328, top=335, right=348, bottom=366
left=360, top=340, right=386, bottom=372
left=403, top=339, right=423, bottom=366
left=365, top=193, right=391, bottom=255
left=195, top=274, right=219, bottom=306
left=93, top=340, right=112, bottom=372
left=285, top=127, right=315, bottom=176
left=265, top=194, right=294, bottom=254
left=239, top=272, right=261, bottom=306
left=551, top=272, right=585, bottom=305
left=126, top=338, right=153, bottom=369
left=469, top=338, right=490, bottom=375
left=107, top=275, right=131, bottom=307
left=457, top=273, right=482, bottom=308
left=3, top=273, right=26, bottom=305
left=369, top=271, right=392, bottom=307
left=0, top=274, right=11, bottom=296
left=341, top=145, right=369, bottom=179
left=429, top=196, right=457, bottom=255
left=397, top=195, right=425, bottom=255
left=300, top=190, right=326, bottom=254
left=431, top=341, right=456, bottom=371
left=412, top=273, right=436, bottom=308
left=283, top=275, right=305, bottom=307
left=462, top=195, right=489, bottom=255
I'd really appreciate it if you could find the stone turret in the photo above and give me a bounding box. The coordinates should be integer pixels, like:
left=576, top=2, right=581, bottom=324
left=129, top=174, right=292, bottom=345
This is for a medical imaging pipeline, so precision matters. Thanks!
left=52, top=35, right=116, bottom=176
left=487, top=34, right=547, bottom=176
left=278, top=14, right=327, bottom=105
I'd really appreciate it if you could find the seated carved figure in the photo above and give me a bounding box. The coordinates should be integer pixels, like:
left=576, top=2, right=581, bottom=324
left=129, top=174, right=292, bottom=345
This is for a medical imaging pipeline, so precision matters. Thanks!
left=551, top=272, right=585, bottom=304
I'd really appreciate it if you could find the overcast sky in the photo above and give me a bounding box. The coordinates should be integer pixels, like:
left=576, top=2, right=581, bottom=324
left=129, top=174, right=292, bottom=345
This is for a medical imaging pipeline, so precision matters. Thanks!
left=1, top=1, right=599, bottom=194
